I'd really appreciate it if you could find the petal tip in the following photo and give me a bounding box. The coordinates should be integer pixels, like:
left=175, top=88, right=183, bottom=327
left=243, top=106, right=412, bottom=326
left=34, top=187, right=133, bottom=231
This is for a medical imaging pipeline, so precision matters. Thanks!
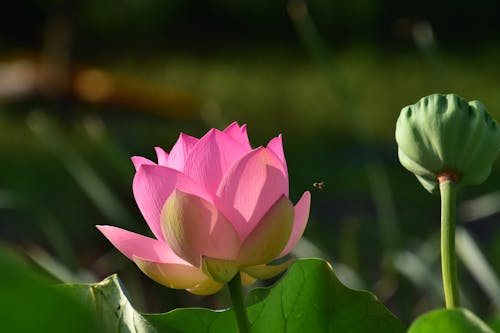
left=131, top=156, right=154, bottom=171
left=154, top=146, right=169, bottom=164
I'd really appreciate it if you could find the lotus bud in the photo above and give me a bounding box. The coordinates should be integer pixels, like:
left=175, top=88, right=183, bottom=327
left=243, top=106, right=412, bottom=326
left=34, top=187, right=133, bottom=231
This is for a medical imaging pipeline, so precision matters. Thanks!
left=396, top=93, right=500, bottom=193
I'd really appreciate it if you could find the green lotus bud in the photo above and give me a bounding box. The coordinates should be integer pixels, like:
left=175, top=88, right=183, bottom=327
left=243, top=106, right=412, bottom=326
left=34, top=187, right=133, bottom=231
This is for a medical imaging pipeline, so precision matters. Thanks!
left=396, top=93, right=500, bottom=193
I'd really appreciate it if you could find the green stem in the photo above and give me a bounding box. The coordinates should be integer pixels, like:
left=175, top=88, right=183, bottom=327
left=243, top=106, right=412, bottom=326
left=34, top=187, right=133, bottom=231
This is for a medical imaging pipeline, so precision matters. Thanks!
left=227, top=272, right=250, bottom=333
left=440, top=179, right=460, bottom=308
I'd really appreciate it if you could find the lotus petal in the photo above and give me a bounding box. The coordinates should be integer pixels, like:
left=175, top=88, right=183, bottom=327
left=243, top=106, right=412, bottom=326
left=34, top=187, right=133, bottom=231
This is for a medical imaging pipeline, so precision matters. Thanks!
left=133, top=165, right=212, bottom=241
left=279, top=191, right=311, bottom=257
left=165, top=133, right=198, bottom=171
left=183, top=129, right=247, bottom=195
left=131, top=156, right=155, bottom=171
left=242, top=258, right=294, bottom=280
left=134, top=256, right=210, bottom=290
left=223, top=122, right=252, bottom=151
left=161, top=190, right=241, bottom=267
left=201, top=256, right=239, bottom=283
left=154, top=146, right=169, bottom=166
left=96, top=225, right=186, bottom=264
left=216, top=147, right=289, bottom=238
left=237, top=195, right=294, bottom=266
left=267, top=134, right=288, bottom=178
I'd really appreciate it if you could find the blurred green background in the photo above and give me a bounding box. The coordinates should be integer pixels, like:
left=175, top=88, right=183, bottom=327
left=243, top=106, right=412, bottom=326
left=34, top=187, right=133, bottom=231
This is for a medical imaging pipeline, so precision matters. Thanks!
left=1, top=0, right=500, bottom=327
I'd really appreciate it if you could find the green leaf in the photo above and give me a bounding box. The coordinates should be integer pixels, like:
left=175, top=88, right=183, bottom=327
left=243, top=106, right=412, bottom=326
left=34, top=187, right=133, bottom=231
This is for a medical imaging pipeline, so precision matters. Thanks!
left=0, top=246, right=98, bottom=333
left=244, top=258, right=405, bottom=332
left=62, top=274, right=157, bottom=333
left=408, top=308, right=494, bottom=333
left=146, top=308, right=234, bottom=333
left=66, top=258, right=404, bottom=333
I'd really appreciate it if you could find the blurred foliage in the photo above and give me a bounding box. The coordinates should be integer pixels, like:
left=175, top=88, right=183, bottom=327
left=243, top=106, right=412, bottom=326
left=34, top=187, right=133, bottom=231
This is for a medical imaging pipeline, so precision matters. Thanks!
left=0, top=246, right=98, bottom=332
left=1, top=0, right=500, bottom=328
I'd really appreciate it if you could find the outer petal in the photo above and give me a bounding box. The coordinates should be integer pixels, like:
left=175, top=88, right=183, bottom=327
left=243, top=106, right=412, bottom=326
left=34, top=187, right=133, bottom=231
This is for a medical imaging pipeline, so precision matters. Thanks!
left=223, top=122, right=252, bottom=151
left=187, top=279, right=225, bottom=296
left=266, top=134, right=288, bottom=178
left=96, top=225, right=184, bottom=263
left=279, top=191, right=311, bottom=257
left=242, top=257, right=294, bottom=280
left=134, top=256, right=211, bottom=290
left=201, top=256, right=238, bottom=283
left=161, top=190, right=241, bottom=267
left=133, top=164, right=212, bottom=241
left=236, top=195, right=294, bottom=266
left=216, top=147, right=289, bottom=239
left=131, top=156, right=155, bottom=171
left=183, top=129, right=248, bottom=195
left=165, top=133, right=198, bottom=171
left=154, top=147, right=169, bottom=166
left=241, top=272, right=257, bottom=286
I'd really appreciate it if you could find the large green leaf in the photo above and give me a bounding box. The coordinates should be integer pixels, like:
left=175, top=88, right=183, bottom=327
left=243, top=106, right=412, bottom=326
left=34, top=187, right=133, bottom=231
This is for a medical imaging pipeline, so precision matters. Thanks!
left=0, top=246, right=98, bottom=333
left=244, top=258, right=404, bottom=332
left=63, top=275, right=157, bottom=333
left=408, top=308, right=494, bottom=333
left=66, top=258, right=404, bottom=333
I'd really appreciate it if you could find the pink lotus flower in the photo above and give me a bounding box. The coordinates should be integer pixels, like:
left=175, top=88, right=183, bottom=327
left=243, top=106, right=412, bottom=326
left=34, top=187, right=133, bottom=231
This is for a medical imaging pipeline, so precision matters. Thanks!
left=97, top=122, right=311, bottom=295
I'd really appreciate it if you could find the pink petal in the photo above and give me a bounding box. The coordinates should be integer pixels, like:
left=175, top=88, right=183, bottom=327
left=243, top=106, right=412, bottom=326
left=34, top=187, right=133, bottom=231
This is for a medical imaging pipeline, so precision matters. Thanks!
left=279, top=191, right=311, bottom=257
left=96, top=225, right=186, bottom=264
left=266, top=135, right=288, bottom=178
left=183, top=129, right=247, bottom=195
left=223, top=122, right=252, bottom=151
left=236, top=195, right=294, bottom=266
left=154, top=147, right=169, bottom=166
left=161, top=190, right=241, bottom=267
left=165, top=133, right=198, bottom=171
left=133, top=256, right=213, bottom=291
left=131, top=156, right=155, bottom=171
left=133, top=164, right=212, bottom=241
left=216, top=147, right=289, bottom=239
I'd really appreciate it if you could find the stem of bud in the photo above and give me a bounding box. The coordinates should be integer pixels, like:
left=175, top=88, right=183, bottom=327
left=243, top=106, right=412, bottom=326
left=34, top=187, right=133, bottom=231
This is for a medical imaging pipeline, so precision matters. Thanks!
left=439, top=174, right=460, bottom=308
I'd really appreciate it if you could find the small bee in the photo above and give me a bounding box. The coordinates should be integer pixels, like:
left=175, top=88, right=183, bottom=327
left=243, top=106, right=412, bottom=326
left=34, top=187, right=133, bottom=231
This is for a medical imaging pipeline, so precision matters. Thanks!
left=312, top=181, right=325, bottom=190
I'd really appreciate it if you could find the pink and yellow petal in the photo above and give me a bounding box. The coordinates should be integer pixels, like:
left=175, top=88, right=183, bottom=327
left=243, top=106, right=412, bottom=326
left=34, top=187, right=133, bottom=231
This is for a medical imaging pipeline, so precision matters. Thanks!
left=161, top=190, right=241, bottom=267
left=279, top=191, right=311, bottom=257
left=237, top=195, right=294, bottom=267
left=216, top=147, right=289, bottom=239
left=201, top=256, right=239, bottom=283
left=187, top=279, right=225, bottom=296
left=134, top=256, right=209, bottom=290
left=133, top=164, right=212, bottom=241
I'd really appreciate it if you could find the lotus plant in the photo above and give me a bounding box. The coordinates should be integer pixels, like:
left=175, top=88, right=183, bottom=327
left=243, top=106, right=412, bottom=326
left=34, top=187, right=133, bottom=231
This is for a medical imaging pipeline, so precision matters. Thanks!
left=97, top=122, right=311, bottom=332
left=396, top=93, right=500, bottom=310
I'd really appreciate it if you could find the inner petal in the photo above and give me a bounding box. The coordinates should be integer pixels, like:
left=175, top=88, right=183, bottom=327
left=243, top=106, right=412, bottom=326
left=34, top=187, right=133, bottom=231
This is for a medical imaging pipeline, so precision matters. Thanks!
left=161, top=189, right=241, bottom=267
left=216, top=147, right=289, bottom=239
left=183, top=129, right=247, bottom=196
